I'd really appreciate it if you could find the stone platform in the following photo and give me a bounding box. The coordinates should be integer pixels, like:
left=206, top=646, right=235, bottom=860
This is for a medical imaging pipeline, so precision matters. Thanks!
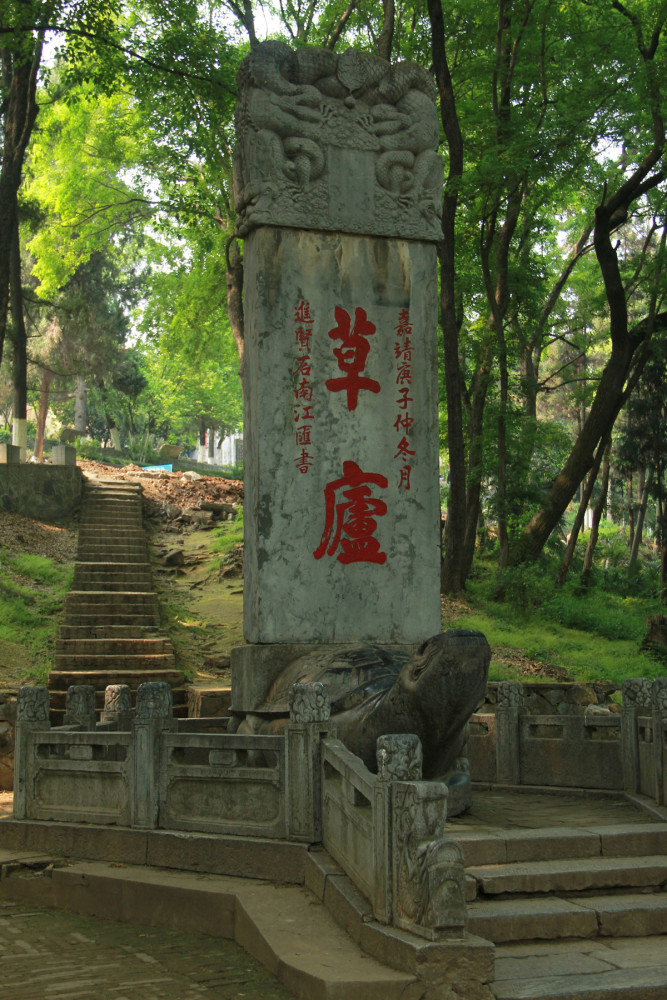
left=2, top=788, right=666, bottom=999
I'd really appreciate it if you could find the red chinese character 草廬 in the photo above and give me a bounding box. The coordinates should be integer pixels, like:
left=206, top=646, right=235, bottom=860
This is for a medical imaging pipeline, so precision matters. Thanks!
left=314, top=460, right=388, bottom=565
left=325, top=306, right=381, bottom=411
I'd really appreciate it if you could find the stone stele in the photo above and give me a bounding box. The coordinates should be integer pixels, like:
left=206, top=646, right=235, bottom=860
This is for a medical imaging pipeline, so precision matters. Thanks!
left=234, top=41, right=444, bottom=701
left=233, top=42, right=443, bottom=242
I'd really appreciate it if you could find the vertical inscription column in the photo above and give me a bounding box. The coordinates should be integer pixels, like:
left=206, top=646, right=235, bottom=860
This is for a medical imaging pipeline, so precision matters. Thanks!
left=234, top=42, right=444, bottom=663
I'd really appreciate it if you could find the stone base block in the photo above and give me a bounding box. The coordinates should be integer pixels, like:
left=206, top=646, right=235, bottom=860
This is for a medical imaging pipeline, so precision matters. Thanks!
left=0, top=444, right=21, bottom=465
left=231, top=642, right=419, bottom=713
left=51, top=444, right=76, bottom=466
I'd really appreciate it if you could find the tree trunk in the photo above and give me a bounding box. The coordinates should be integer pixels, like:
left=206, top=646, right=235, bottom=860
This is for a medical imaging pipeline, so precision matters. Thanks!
left=581, top=440, right=611, bottom=586
left=74, top=376, right=87, bottom=434
left=208, top=425, right=216, bottom=463
left=515, top=13, right=665, bottom=564
left=516, top=309, right=665, bottom=563
left=34, top=368, right=53, bottom=460
left=198, top=416, right=207, bottom=464
left=461, top=348, right=494, bottom=582
left=376, top=0, right=395, bottom=61
left=225, top=237, right=245, bottom=385
left=0, top=30, right=43, bottom=368
left=9, top=215, right=27, bottom=460
left=427, top=0, right=466, bottom=593
left=627, top=471, right=635, bottom=548
left=106, top=412, right=121, bottom=450
left=628, top=467, right=653, bottom=574
left=556, top=435, right=608, bottom=586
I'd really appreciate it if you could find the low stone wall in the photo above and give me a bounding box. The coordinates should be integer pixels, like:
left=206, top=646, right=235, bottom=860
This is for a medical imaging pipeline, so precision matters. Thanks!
left=480, top=680, right=620, bottom=716
left=0, top=465, right=82, bottom=520
left=0, top=692, right=16, bottom=791
left=467, top=678, right=667, bottom=801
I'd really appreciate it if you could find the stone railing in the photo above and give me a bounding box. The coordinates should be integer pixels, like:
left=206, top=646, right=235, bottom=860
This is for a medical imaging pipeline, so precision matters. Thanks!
left=14, top=682, right=334, bottom=842
left=321, top=732, right=466, bottom=940
left=13, top=679, right=466, bottom=941
left=466, top=678, right=667, bottom=805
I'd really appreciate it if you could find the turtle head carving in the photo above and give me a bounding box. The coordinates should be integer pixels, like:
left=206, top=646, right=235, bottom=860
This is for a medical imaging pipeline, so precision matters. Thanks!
left=379, top=629, right=490, bottom=777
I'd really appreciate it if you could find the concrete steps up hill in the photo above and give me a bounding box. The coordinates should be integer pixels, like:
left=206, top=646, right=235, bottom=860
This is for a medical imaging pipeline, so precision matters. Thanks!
left=48, top=477, right=186, bottom=718
left=457, top=813, right=667, bottom=999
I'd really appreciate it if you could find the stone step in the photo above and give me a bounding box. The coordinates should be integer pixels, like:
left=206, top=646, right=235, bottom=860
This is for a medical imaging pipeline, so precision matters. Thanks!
left=73, top=561, right=152, bottom=574
left=492, top=939, right=667, bottom=999
left=76, top=538, right=148, bottom=548
left=55, top=637, right=173, bottom=655
left=467, top=856, right=667, bottom=897
left=72, top=572, right=153, bottom=585
left=77, top=542, right=148, bottom=565
left=63, top=607, right=160, bottom=629
left=77, top=526, right=145, bottom=536
left=80, top=508, right=142, bottom=517
left=72, top=571, right=152, bottom=582
left=467, top=892, right=667, bottom=944
left=457, top=824, right=667, bottom=867
left=71, top=579, right=154, bottom=593
left=65, top=591, right=158, bottom=608
left=53, top=653, right=176, bottom=671
left=48, top=668, right=186, bottom=690
left=58, top=625, right=164, bottom=639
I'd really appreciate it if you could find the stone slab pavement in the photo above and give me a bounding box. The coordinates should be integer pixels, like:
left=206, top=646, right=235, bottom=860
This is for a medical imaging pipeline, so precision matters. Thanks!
left=0, top=896, right=293, bottom=1000
left=450, top=788, right=657, bottom=832
left=493, top=937, right=667, bottom=999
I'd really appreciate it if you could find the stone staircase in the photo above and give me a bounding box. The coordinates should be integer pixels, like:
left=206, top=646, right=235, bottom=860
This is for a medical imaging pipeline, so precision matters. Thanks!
left=48, top=477, right=187, bottom=719
left=458, top=814, right=667, bottom=999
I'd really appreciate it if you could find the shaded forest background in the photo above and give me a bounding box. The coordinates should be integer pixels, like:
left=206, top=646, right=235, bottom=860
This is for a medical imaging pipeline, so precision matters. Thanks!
left=1, top=0, right=665, bottom=600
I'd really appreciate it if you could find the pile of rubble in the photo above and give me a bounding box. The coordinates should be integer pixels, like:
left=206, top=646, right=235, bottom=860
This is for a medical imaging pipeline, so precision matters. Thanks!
left=79, top=462, right=243, bottom=525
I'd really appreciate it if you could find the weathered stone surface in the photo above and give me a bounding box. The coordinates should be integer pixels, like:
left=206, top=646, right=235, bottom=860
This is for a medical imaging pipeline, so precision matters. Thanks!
left=243, top=227, right=440, bottom=644
left=0, top=465, right=82, bottom=519
left=135, top=681, right=173, bottom=720
left=377, top=733, right=423, bottom=782
left=234, top=42, right=443, bottom=243
left=235, top=631, right=490, bottom=780
left=17, top=686, right=50, bottom=724
left=391, top=779, right=466, bottom=938
left=576, top=893, right=667, bottom=937
left=64, top=685, right=97, bottom=728
left=288, top=680, right=331, bottom=722
left=51, top=444, right=76, bottom=466
left=0, top=443, right=20, bottom=464
left=468, top=855, right=667, bottom=895
left=467, top=896, right=599, bottom=943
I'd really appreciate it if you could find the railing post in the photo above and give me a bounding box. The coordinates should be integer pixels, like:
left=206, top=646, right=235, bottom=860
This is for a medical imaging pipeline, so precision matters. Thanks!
left=374, top=734, right=423, bottom=925
left=495, top=681, right=523, bottom=785
left=286, top=681, right=334, bottom=842
left=14, top=686, right=50, bottom=819
left=64, top=685, right=97, bottom=730
left=379, top=733, right=466, bottom=939
left=101, top=684, right=133, bottom=730
left=651, top=679, right=667, bottom=806
left=132, top=682, right=176, bottom=829
left=621, top=677, right=651, bottom=795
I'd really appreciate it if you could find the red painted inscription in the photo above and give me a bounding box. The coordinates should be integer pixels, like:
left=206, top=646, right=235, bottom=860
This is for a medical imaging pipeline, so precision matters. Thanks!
left=325, top=306, right=381, bottom=411
left=314, top=461, right=388, bottom=565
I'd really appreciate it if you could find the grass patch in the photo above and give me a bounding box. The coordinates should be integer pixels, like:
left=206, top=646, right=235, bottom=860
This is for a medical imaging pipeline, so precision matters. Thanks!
left=0, top=551, right=73, bottom=685
left=448, top=556, right=663, bottom=687
left=210, top=511, right=244, bottom=560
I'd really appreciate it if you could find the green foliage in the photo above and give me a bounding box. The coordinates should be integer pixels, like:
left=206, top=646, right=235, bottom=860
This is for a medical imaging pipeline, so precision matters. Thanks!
left=460, top=556, right=662, bottom=685
left=0, top=550, right=73, bottom=679
left=76, top=438, right=104, bottom=460
left=210, top=508, right=244, bottom=557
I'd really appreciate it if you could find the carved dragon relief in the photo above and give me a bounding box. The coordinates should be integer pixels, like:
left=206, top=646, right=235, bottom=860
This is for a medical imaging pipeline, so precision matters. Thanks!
left=233, top=42, right=443, bottom=241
